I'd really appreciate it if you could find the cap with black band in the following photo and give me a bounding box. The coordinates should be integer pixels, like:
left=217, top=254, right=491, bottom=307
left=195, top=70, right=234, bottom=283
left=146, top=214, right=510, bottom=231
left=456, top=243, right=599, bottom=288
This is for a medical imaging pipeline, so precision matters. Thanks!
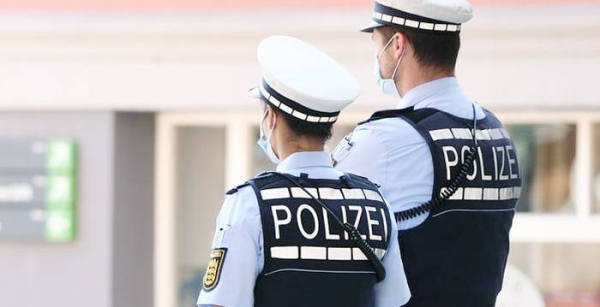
left=360, top=0, right=474, bottom=33
left=248, top=35, right=360, bottom=123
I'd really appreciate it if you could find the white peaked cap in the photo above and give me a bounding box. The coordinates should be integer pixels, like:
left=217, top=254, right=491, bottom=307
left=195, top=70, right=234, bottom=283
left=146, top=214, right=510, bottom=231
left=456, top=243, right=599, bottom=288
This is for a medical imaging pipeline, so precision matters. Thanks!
left=361, top=0, right=473, bottom=33
left=248, top=35, right=360, bottom=124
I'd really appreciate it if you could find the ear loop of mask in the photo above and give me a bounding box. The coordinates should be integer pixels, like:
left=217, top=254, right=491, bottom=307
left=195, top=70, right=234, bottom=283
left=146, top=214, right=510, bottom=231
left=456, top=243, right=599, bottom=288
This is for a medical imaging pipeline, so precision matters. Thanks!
left=258, top=106, right=280, bottom=164
left=377, top=34, right=396, bottom=60
left=378, top=33, right=404, bottom=81
left=388, top=34, right=404, bottom=81
left=261, top=108, right=268, bottom=123
left=261, top=108, right=276, bottom=136
left=267, top=108, right=277, bottom=135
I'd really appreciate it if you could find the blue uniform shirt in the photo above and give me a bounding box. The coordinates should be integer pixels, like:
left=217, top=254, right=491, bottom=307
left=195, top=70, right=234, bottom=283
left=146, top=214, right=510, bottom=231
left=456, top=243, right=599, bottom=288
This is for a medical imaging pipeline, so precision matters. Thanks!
left=197, top=151, right=411, bottom=307
left=333, top=77, right=487, bottom=230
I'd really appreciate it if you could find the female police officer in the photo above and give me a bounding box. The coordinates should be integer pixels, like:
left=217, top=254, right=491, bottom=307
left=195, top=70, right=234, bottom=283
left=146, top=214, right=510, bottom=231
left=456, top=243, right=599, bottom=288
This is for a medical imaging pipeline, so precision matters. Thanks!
left=197, top=35, right=410, bottom=307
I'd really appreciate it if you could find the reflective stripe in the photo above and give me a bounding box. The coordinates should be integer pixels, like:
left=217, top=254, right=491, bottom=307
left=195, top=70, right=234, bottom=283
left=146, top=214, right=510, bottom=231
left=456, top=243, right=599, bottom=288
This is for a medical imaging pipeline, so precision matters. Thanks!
left=447, top=24, right=460, bottom=32
left=451, top=128, right=472, bottom=140
left=259, top=85, right=270, bottom=100
left=434, top=23, right=448, bottom=31
left=318, top=188, right=344, bottom=200
left=442, top=186, right=521, bottom=201
left=328, top=247, right=352, bottom=260
left=430, top=128, right=509, bottom=141
left=499, top=187, right=514, bottom=200
left=306, top=116, right=320, bottom=123
left=483, top=188, right=500, bottom=201
left=463, top=187, right=483, bottom=200
left=301, top=246, right=327, bottom=260
left=363, top=189, right=383, bottom=202
left=514, top=186, right=522, bottom=198
left=342, top=188, right=366, bottom=199
left=291, top=110, right=307, bottom=121
left=392, top=16, right=405, bottom=26
left=374, top=248, right=386, bottom=260
left=420, top=22, right=434, bottom=30
left=429, top=129, right=453, bottom=141
left=279, top=103, right=293, bottom=115
left=271, top=245, right=386, bottom=261
left=290, top=187, right=318, bottom=199
left=271, top=246, right=299, bottom=259
left=352, top=247, right=368, bottom=261
left=404, top=19, right=420, bottom=28
left=489, top=128, right=505, bottom=140
left=270, top=96, right=281, bottom=108
left=447, top=187, right=464, bottom=200
left=261, top=188, right=290, bottom=200
left=264, top=268, right=376, bottom=276
left=475, top=129, right=492, bottom=141
left=375, top=12, right=461, bottom=32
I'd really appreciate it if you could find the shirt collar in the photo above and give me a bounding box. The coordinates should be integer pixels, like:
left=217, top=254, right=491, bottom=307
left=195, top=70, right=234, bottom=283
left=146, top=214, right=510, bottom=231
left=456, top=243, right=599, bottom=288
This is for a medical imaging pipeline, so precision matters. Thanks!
left=276, top=151, right=332, bottom=173
left=397, top=77, right=460, bottom=109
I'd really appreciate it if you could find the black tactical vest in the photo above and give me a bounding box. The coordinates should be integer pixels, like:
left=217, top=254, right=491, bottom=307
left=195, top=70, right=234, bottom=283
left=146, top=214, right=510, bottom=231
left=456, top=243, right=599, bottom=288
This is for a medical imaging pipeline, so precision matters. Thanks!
left=246, top=172, right=393, bottom=307
left=363, top=107, right=521, bottom=307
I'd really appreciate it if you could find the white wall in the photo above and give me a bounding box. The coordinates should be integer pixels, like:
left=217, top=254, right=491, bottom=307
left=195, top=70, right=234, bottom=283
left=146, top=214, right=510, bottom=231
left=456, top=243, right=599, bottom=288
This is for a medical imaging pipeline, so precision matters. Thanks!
left=0, top=6, right=598, bottom=112
left=0, top=112, right=155, bottom=307
left=0, top=112, right=114, bottom=307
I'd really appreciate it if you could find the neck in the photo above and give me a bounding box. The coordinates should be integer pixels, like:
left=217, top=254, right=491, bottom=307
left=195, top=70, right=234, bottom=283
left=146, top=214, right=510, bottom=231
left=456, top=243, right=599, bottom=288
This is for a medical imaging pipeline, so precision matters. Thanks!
left=397, top=63, right=454, bottom=97
left=276, top=137, right=324, bottom=162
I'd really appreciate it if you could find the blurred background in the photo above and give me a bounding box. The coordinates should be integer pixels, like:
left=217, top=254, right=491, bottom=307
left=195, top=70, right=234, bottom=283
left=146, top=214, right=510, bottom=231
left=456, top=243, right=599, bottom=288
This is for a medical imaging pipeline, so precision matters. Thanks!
left=0, top=0, right=599, bottom=307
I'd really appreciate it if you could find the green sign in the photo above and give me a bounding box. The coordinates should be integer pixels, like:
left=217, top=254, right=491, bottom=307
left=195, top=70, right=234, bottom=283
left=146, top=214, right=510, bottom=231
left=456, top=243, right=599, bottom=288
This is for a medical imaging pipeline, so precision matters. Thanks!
left=0, top=139, right=78, bottom=242
left=45, top=140, right=77, bottom=243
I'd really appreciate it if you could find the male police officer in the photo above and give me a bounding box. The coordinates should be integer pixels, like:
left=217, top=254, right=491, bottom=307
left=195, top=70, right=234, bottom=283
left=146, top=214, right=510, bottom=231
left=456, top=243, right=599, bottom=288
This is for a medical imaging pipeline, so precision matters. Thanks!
left=197, top=35, right=410, bottom=307
left=333, top=1, right=522, bottom=306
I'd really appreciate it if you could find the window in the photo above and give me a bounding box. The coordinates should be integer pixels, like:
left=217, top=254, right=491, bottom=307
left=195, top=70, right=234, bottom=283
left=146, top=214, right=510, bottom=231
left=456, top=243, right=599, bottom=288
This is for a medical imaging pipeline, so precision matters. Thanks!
left=506, top=124, right=577, bottom=213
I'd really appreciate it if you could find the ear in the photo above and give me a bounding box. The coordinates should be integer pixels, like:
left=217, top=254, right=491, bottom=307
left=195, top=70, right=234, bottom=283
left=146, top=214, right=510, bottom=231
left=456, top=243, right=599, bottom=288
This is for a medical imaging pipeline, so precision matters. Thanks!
left=266, top=104, right=277, bottom=128
left=391, top=32, right=407, bottom=59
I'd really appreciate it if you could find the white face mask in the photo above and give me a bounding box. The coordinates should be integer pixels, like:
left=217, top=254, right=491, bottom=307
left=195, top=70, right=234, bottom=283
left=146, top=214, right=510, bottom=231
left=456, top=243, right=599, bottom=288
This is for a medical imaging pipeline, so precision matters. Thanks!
left=257, top=109, right=280, bottom=164
left=374, top=35, right=403, bottom=98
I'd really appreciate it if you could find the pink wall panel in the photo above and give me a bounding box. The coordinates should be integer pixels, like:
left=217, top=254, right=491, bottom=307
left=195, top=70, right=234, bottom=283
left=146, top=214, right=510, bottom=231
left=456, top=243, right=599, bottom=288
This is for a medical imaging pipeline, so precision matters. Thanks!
left=0, top=0, right=598, bottom=11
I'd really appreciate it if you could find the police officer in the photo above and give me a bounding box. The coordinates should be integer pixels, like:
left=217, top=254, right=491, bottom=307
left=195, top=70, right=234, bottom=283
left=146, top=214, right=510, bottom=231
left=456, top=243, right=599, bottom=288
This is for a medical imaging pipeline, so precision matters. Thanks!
left=333, top=1, right=522, bottom=306
left=197, top=35, right=410, bottom=307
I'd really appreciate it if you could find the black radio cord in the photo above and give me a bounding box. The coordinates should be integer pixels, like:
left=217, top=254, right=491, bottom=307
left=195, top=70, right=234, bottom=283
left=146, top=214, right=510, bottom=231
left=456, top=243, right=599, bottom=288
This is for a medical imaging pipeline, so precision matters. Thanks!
left=269, top=172, right=387, bottom=283
left=395, top=105, right=480, bottom=221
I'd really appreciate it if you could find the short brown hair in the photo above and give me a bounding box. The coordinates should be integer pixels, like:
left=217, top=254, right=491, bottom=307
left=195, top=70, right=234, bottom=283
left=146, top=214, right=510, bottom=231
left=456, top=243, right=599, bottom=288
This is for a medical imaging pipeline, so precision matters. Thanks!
left=384, top=26, right=461, bottom=71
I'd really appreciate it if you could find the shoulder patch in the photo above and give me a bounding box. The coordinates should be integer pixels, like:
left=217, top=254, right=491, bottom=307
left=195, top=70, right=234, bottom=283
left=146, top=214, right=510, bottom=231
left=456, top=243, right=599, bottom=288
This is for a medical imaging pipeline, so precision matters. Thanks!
left=202, top=248, right=228, bottom=292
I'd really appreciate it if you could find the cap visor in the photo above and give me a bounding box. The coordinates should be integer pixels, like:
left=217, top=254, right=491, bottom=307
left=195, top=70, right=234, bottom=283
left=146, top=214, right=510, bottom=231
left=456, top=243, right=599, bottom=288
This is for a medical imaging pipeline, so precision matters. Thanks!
left=247, top=87, right=261, bottom=99
left=360, top=20, right=385, bottom=33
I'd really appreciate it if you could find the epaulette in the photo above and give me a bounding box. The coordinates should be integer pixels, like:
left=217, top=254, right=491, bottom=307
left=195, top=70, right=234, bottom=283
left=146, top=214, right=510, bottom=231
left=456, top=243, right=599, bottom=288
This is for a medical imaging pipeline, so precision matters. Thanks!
left=358, top=107, right=440, bottom=126
left=225, top=182, right=250, bottom=195
left=225, top=172, right=278, bottom=195
left=342, top=173, right=381, bottom=189
left=358, top=107, right=415, bottom=125
left=248, top=171, right=285, bottom=190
